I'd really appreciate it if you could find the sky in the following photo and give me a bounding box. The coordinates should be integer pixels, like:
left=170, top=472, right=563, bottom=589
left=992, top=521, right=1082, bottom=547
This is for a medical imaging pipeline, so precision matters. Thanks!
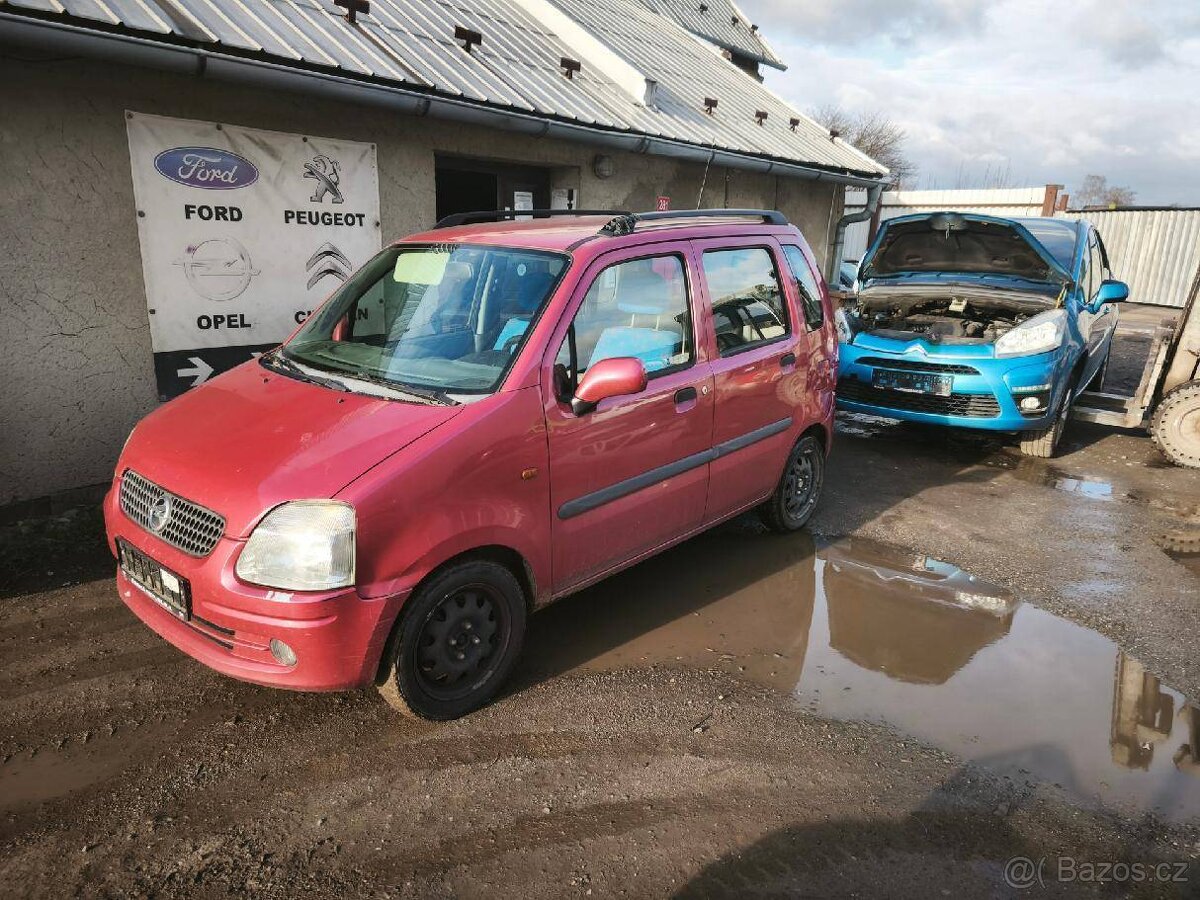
left=737, top=0, right=1200, bottom=205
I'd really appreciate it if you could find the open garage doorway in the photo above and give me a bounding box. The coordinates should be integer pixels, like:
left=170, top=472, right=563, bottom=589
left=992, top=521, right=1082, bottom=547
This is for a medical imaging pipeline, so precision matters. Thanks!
left=435, top=156, right=552, bottom=223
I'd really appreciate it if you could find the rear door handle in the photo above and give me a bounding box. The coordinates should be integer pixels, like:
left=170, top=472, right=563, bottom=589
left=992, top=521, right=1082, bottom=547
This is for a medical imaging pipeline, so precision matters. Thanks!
left=674, top=386, right=697, bottom=404
left=780, top=352, right=797, bottom=368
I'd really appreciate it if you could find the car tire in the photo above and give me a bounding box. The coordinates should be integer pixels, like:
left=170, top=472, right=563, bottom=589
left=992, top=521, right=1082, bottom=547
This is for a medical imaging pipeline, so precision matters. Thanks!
left=1019, top=380, right=1074, bottom=458
left=377, top=559, right=527, bottom=721
left=1151, top=380, right=1200, bottom=469
left=758, top=434, right=825, bottom=533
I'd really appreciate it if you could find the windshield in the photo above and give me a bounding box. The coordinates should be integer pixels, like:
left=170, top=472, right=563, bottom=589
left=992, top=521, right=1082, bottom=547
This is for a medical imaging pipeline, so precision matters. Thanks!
left=286, top=244, right=568, bottom=395
left=1015, top=218, right=1079, bottom=270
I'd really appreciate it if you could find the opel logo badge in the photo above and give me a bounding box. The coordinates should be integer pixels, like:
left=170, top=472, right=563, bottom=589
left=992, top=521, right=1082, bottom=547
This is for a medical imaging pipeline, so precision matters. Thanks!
left=147, top=493, right=173, bottom=533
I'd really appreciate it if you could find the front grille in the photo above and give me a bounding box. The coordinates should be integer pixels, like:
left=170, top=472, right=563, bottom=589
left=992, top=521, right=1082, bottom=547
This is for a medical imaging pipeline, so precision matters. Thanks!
left=857, top=357, right=980, bottom=376
left=120, top=470, right=225, bottom=557
left=838, top=379, right=1001, bottom=418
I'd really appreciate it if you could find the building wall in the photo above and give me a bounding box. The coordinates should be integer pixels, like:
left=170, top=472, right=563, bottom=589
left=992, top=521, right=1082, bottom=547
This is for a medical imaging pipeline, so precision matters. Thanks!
left=0, top=55, right=842, bottom=507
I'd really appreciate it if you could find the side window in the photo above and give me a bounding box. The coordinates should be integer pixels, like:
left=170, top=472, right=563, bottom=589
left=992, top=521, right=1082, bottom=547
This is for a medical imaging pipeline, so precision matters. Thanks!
left=782, top=244, right=825, bottom=330
left=554, top=254, right=693, bottom=386
left=701, top=247, right=789, bottom=355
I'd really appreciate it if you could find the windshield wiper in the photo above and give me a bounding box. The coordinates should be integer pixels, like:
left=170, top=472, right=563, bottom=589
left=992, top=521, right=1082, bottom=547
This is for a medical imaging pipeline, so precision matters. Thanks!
left=261, top=350, right=350, bottom=393
left=338, top=370, right=459, bottom=406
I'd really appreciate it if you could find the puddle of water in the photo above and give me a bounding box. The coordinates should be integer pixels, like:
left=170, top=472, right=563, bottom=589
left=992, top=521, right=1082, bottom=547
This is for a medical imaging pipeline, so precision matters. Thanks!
left=1005, top=460, right=1120, bottom=501
left=527, top=527, right=1200, bottom=823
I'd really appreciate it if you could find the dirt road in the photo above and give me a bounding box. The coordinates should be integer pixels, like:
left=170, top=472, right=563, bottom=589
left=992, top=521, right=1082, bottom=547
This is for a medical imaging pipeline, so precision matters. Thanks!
left=3, top=320, right=1199, bottom=897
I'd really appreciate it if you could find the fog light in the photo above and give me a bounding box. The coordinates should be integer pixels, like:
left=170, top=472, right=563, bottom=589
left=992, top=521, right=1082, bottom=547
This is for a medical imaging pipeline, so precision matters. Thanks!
left=269, top=638, right=297, bottom=667
left=1020, top=396, right=1042, bottom=411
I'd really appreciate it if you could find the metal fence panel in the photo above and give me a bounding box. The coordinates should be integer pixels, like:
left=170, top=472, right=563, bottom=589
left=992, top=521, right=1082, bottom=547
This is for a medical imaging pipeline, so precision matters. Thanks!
left=1057, top=209, right=1200, bottom=309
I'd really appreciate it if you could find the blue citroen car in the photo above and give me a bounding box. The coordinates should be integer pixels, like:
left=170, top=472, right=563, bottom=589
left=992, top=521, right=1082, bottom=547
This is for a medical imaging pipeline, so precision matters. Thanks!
left=836, top=212, right=1128, bottom=456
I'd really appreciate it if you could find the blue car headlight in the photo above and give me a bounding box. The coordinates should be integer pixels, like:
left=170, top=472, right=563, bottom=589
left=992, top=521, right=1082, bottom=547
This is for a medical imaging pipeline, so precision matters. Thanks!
left=994, top=309, right=1066, bottom=358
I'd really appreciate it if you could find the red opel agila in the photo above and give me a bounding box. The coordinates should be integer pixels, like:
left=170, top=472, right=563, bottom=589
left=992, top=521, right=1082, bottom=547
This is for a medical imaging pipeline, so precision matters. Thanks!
left=104, top=209, right=838, bottom=719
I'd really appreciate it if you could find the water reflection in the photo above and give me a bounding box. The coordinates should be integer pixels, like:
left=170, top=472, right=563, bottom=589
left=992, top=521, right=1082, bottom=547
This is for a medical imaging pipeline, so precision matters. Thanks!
left=525, top=523, right=1200, bottom=821
left=823, top=539, right=1016, bottom=685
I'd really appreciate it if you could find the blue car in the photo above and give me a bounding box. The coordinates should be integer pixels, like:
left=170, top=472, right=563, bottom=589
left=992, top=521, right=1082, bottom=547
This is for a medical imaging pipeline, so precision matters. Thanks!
left=836, top=212, right=1129, bottom=456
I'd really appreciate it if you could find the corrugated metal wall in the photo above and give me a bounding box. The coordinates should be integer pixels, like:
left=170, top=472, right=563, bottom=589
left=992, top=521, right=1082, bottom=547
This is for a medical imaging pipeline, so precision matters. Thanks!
left=1057, top=209, right=1200, bottom=309
left=841, top=187, right=1050, bottom=262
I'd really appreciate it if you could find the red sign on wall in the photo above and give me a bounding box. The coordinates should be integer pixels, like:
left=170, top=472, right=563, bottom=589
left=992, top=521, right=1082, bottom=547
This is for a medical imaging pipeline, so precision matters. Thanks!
left=655, top=195, right=671, bottom=211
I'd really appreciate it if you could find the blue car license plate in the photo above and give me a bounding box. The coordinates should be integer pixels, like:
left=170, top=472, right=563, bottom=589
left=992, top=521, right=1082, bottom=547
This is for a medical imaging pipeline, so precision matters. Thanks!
left=872, top=369, right=953, bottom=396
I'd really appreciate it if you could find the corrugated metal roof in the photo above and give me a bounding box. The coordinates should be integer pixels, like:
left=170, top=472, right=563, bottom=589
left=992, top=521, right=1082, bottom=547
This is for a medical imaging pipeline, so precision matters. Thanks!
left=633, top=0, right=784, bottom=69
left=1059, top=209, right=1200, bottom=310
left=547, top=0, right=883, bottom=174
left=0, top=0, right=887, bottom=177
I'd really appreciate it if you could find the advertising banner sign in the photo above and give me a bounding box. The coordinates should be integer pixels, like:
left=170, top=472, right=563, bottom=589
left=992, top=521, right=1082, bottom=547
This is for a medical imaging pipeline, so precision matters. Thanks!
left=125, top=112, right=381, bottom=399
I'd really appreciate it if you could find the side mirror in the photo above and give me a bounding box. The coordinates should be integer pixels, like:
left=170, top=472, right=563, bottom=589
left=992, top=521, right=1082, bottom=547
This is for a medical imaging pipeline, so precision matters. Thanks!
left=571, top=357, right=648, bottom=416
left=1095, top=279, right=1129, bottom=305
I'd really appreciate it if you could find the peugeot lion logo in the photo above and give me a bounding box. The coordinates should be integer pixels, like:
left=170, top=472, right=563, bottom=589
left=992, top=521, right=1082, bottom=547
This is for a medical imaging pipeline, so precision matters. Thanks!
left=304, top=154, right=344, bottom=204
left=147, top=494, right=173, bottom=533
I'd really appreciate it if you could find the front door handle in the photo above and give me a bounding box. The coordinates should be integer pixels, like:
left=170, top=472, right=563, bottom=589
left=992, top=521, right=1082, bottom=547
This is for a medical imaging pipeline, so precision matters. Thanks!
left=780, top=352, right=797, bottom=368
left=674, top=386, right=697, bottom=404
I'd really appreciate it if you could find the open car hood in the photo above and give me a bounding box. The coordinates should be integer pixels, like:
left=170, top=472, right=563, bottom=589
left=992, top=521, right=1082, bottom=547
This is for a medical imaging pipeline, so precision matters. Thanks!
left=860, top=213, right=1072, bottom=287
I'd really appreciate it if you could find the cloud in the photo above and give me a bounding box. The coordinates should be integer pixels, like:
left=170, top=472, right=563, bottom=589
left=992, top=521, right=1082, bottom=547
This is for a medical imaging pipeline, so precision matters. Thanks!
left=738, top=0, right=1200, bottom=204
left=748, top=0, right=987, bottom=45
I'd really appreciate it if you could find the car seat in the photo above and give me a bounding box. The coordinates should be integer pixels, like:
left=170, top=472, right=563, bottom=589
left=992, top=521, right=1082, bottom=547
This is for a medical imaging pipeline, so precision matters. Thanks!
left=588, top=265, right=684, bottom=373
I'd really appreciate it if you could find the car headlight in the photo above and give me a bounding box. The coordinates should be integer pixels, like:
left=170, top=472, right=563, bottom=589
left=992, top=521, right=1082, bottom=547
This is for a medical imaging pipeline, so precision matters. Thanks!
left=236, top=501, right=355, bottom=592
left=994, top=309, right=1066, bottom=358
left=834, top=307, right=855, bottom=344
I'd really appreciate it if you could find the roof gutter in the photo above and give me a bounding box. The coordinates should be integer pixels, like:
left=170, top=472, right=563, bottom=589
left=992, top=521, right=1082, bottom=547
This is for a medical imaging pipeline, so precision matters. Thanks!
left=827, top=181, right=883, bottom=281
left=0, top=12, right=886, bottom=189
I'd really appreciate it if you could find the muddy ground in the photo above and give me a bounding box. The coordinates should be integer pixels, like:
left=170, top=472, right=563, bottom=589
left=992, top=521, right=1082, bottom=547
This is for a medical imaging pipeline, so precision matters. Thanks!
left=3, top=308, right=1200, bottom=897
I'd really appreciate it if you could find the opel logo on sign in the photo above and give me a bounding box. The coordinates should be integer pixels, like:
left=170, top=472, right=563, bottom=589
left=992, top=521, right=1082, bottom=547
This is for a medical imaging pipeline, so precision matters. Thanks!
left=147, top=494, right=173, bottom=533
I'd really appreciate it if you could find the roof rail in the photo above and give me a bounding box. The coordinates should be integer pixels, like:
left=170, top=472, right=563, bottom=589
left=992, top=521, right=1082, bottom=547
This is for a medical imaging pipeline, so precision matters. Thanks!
left=600, top=208, right=789, bottom=236
left=434, top=208, right=631, bottom=229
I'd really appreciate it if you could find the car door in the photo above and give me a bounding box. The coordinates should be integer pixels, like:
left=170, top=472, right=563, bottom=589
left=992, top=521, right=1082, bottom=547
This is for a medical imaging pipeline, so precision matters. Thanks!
left=692, top=237, right=806, bottom=524
left=781, top=242, right=838, bottom=408
left=1085, top=231, right=1118, bottom=375
left=542, top=245, right=715, bottom=592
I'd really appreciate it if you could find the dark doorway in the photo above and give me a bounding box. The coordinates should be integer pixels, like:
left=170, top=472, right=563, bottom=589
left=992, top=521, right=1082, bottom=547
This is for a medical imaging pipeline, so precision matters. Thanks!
left=435, top=156, right=552, bottom=224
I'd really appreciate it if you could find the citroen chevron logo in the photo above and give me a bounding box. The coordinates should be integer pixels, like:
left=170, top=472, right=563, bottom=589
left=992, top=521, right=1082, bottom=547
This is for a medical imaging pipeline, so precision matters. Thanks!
left=305, top=242, right=352, bottom=290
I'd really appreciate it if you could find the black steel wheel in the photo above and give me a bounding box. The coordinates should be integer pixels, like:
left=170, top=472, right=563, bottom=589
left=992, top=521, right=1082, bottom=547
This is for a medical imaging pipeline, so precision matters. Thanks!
left=758, top=434, right=825, bottom=533
left=378, top=559, right=526, bottom=720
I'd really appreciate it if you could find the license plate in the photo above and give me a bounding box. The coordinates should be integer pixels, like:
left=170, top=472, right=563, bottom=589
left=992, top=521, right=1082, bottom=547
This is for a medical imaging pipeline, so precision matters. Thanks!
left=872, top=369, right=953, bottom=396
left=117, top=538, right=191, bottom=621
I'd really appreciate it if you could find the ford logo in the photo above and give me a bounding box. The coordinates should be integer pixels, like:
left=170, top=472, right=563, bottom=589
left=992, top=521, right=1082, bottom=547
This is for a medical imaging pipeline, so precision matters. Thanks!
left=153, top=147, right=259, bottom=190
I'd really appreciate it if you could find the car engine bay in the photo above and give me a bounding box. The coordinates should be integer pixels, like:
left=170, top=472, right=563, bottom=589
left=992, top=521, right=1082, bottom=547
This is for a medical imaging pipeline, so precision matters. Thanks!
left=850, top=284, right=1057, bottom=345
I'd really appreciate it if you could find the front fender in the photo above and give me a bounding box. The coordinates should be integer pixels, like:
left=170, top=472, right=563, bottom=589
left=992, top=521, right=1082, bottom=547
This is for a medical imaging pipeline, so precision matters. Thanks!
left=339, top=386, right=552, bottom=607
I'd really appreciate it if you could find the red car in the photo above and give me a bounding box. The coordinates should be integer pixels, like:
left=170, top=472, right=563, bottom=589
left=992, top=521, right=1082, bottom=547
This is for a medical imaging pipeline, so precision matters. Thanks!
left=104, top=209, right=838, bottom=720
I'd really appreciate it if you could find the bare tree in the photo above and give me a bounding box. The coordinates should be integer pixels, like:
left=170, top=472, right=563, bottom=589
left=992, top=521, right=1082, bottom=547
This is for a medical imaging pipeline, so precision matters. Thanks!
left=811, top=104, right=916, bottom=189
left=1074, top=174, right=1136, bottom=209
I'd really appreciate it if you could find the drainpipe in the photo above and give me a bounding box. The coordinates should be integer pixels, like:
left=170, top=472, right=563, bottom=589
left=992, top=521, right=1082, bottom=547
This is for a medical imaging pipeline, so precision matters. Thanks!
left=827, top=182, right=883, bottom=282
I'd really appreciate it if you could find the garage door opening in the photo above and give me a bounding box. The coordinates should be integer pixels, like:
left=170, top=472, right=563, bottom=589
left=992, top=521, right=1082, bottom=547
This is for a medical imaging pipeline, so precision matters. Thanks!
left=435, top=157, right=551, bottom=223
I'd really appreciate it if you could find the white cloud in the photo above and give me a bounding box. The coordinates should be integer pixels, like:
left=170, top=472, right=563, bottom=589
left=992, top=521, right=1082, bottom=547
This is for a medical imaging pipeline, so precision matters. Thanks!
left=741, top=0, right=1200, bottom=204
